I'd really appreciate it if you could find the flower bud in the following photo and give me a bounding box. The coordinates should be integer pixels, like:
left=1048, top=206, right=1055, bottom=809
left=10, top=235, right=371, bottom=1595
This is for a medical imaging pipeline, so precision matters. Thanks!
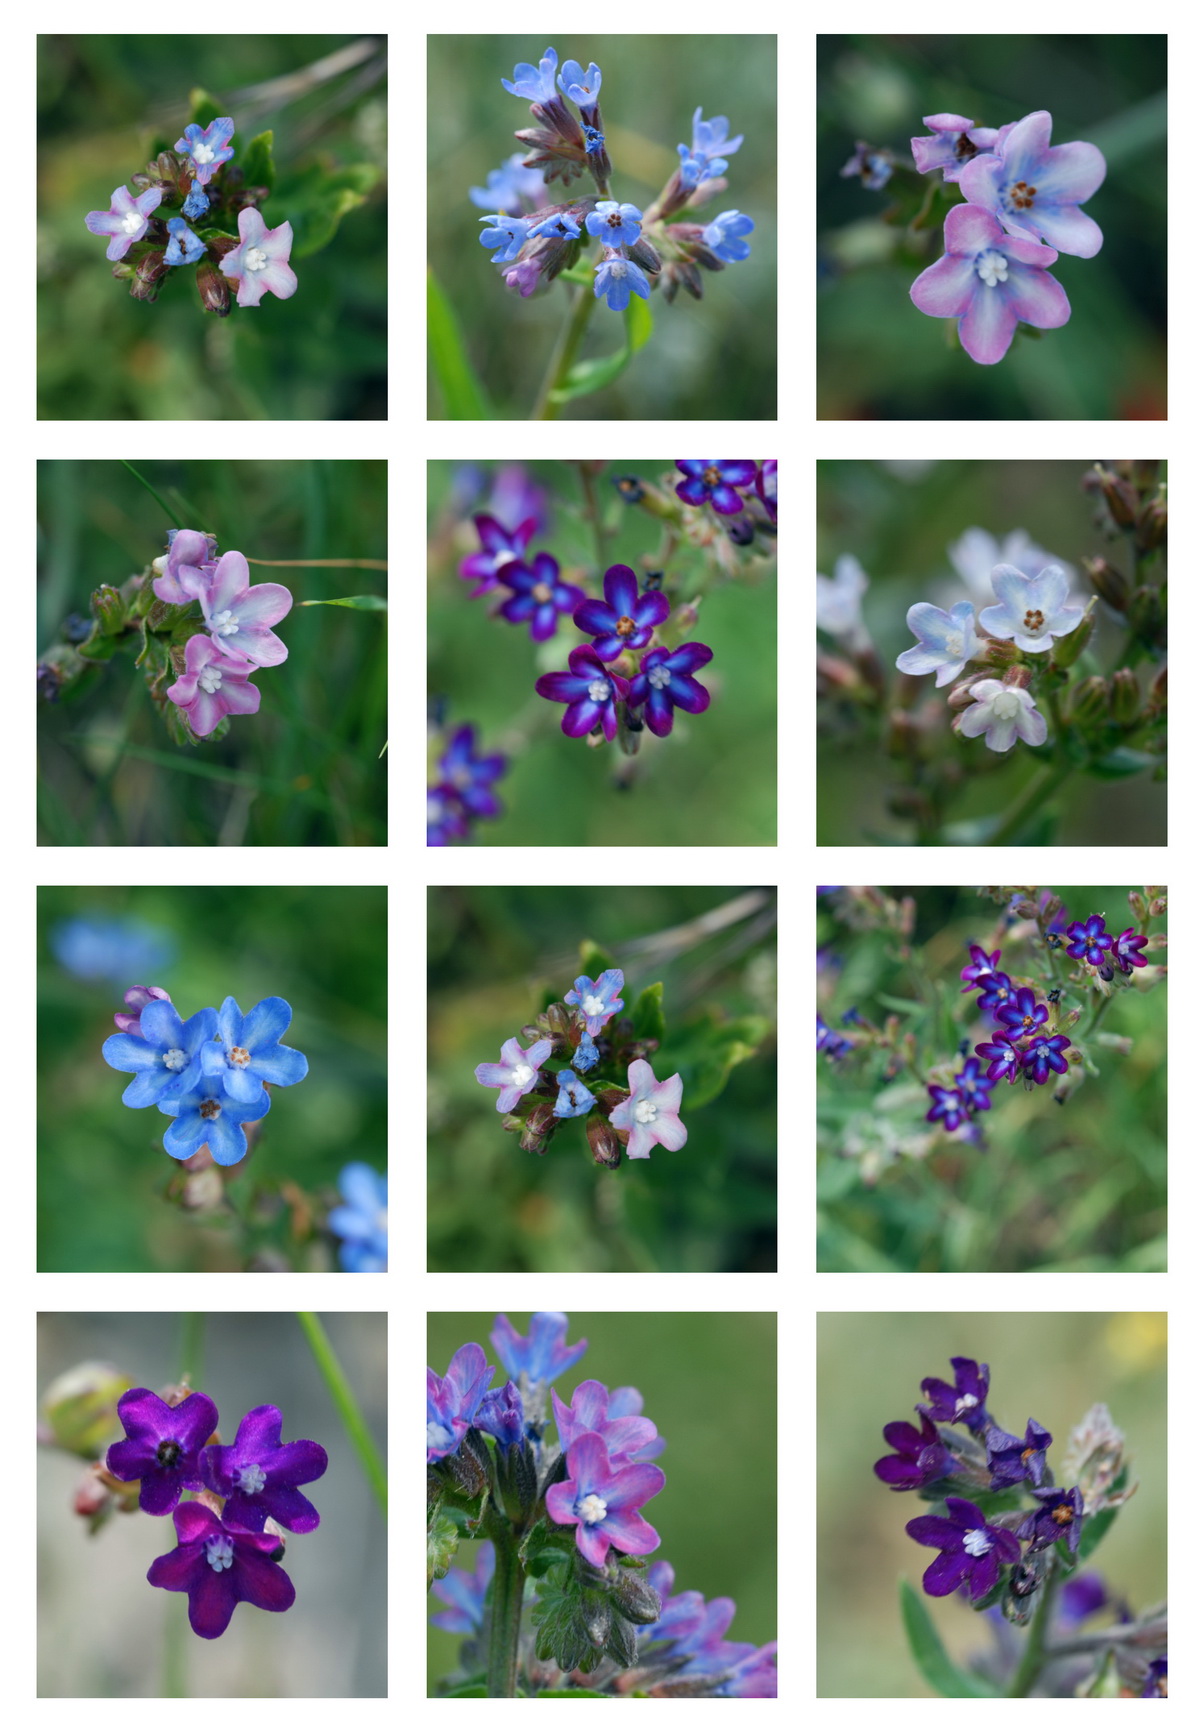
left=1002, top=663, right=1032, bottom=690
left=673, top=596, right=703, bottom=635
left=196, top=259, right=231, bottom=317
left=1110, top=666, right=1141, bottom=726
left=587, top=1116, right=624, bottom=1168
left=981, top=635, right=1021, bottom=666
left=1127, top=583, right=1164, bottom=645
left=1147, top=889, right=1167, bottom=916
left=519, top=1101, right=557, bottom=1155
left=1135, top=495, right=1167, bottom=551
left=1128, top=890, right=1147, bottom=920
left=545, top=1003, right=572, bottom=1038
left=1093, top=464, right=1138, bottom=528
left=1146, top=663, right=1166, bottom=718
left=40, top=1362, right=133, bottom=1459
left=1131, top=460, right=1160, bottom=492
left=1095, top=1032, right=1134, bottom=1055
left=1050, top=602, right=1094, bottom=666
left=613, top=475, right=644, bottom=503
left=626, top=235, right=662, bottom=275
left=91, top=583, right=127, bottom=637
left=1069, top=675, right=1109, bottom=725
left=1082, top=556, right=1128, bottom=611
left=129, top=247, right=169, bottom=303
left=612, top=1567, right=663, bottom=1624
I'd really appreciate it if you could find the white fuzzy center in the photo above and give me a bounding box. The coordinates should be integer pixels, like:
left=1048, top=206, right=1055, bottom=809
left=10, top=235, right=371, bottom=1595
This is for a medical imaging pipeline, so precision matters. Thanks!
left=989, top=693, right=1021, bottom=721
left=577, top=1493, right=608, bottom=1525
left=122, top=210, right=144, bottom=234
left=245, top=246, right=268, bottom=272
left=634, top=1099, right=658, bottom=1125
left=205, top=1534, right=234, bottom=1571
left=193, top=143, right=215, bottom=166
left=962, top=1528, right=993, bottom=1558
left=582, top=995, right=605, bottom=1017
left=236, top=1463, right=266, bottom=1495
left=648, top=666, right=671, bottom=690
left=197, top=665, right=223, bottom=695
left=587, top=678, right=610, bottom=703
left=944, top=629, right=965, bottom=657
left=509, top=1063, right=533, bottom=1087
left=976, top=250, right=1008, bottom=288
left=162, top=1047, right=189, bottom=1072
left=211, top=608, right=239, bottom=637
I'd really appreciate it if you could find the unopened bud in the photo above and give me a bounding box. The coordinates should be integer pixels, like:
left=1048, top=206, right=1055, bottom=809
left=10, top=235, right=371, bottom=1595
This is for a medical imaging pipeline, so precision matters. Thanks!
left=40, top=1362, right=133, bottom=1459
left=1051, top=602, right=1095, bottom=666
left=545, top=1003, right=572, bottom=1038
left=674, top=596, right=703, bottom=634
left=587, top=1116, right=624, bottom=1168
left=1095, top=1032, right=1134, bottom=1055
left=1127, top=584, right=1164, bottom=643
left=1146, top=663, right=1166, bottom=718
left=519, top=1101, right=557, bottom=1155
left=91, top=583, right=127, bottom=637
left=196, top=259, right=231, bottom=317
left=1131, top=460, right=1160, bottom=492
left=946, top=675, right=985, bottom=710
left=1070, top=675, right=1109, bottom=725
left=627, top=235, right=661, bottom=275
left=612, top=1568, right=662, bottom=1623
left=1002, top=664, right=1032, bottom=690
left=74, top=1466, right=113, bottom=1520
left=1128, top=890, right=1147, bottom=920
left=981, top=635, right=1021, bottom=666
left=1110, top=666, right=1141, bottom=725
left=1147, top=890, right=1167, bottom=916
left=1135, top=495, right=1167, bottom=551
left=1094, top=464, right=1138, bottom=527
left=129, top=247, right=169, bottom=303
left=1082, top=556, right=1128, bottom=611
left=612, top=476, right=644, bottom=503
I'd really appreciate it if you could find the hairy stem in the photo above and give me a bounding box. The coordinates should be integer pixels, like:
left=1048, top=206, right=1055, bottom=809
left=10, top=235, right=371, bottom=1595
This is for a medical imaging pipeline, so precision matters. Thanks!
left=297, top=1312, right=388, bottom=1518
left=485, top=1523, right=525, bottom=1697
left=531, top=250, right=602, bottom=420
left=990, top=759, right=1075, bottom=846
left=1007, top=1557, right=1060, bottom=1697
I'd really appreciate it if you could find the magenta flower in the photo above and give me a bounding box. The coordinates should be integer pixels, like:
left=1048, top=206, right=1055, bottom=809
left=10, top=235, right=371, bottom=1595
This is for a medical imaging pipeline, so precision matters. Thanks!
left=1113, top=928, right=1149, bottom=974
left=84, top=185, right=163, bottom=261
left=113, top=984, right=173, bottom=1036
left=200, top=1404, right=328, bottom=1534
left=535, top=645, right=630, bottom=742
left=910, top=113, right=1000, bottom=182
left=959, top=109, right=1106, bottom=258
left=608, top=1058, right=687, bottom=1160
left=152, top=528, right=218, bottom=605
left=626, top=643, right=713, bottom=737
left=147, top=1500, right=295, bottom=1639
left=175, top=118, right=235, bottom=186
left=551, top=1379, right=661, bottom=1463
left=573, top=564, right=670, bottom=662
left=546, top=1431, right=665, bottom=1566
left=459, top=513, right=538, bottom=596
left=105, top=1388, right=218, bottom=1516
left=428, top=1343, right=495, bottom=1463
left=220, top=207, right=297, bottom=308
left=910, top=204, right=1070, bottom=365
left=183, top=550, right=293, bottom=667
left=474, top=1036, right=553, bottom=1112
left=166, top=635, right=261, bottom=738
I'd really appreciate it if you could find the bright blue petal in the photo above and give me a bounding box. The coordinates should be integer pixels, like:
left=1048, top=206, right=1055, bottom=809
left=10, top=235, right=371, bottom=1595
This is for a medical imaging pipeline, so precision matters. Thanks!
left=241, top=996, right=292, bottom=1051
left=163, top=1110, right=209, bottom=1159
left=217, top=997, right=245, bottom=1045
left=206, top=1112, right=249, bottom=1166
left=102, top=1033, right=161, bottom=1074
left=251, top=1045, right=308, bottom=1087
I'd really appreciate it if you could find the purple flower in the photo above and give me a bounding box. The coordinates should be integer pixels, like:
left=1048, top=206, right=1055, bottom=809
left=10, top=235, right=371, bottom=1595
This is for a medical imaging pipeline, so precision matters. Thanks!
left=896, top=601, right=983, bottom=686
left=430, top=1541, right=495, bottom=1633
left=564, top=969, right=625, bottom=1035
left=701, top=210, right=755, bottom=263
left=427, top=1343, right=494, bottom=1463
left=102, top=998, right=217, bottom=1108
left=979, top=565, right=1083, bottom=652
left=1141, top=1655, right=1167, bottom=1697
left=1058, top=1572, right=1108, bottom=1624
left=535, top=645, right=631, bottom=742
left=874, top=1412, right=956, bottom=1491
left=475, top=1381, right=524, bottom=1448
left=501, top=47, right=559, bottom=104
left=919, top=1357, right=990, bottom=1430
left=1065, top=914, right=1113, bottom=966
left=84, top=184, right=163, bottom=261
left=328, top=1162, right=387, bottom=1272
left=1113, top=927, right=1149, bottom=974
left=757, top=460, right=777, bottom=523
left=554, top=1069, right=595, bottom=1118
left=925, top=1084, right=971, bottom=1132
left=910, top=203, right=1070, bottom=365
left=552, top=1380, right=660, bottom=1464
left=626, top=642, right=713, bottom=737
left=200, top=1404, right=327, bottom=1533
left=183, top=549, right=293, bottom=667
left=996, top=986, right=1050, bottom=1038
left=427, top=785, right=470, bottom=847
left=594, top=250, right=651, bottom=312
left=607, top=1386, right=666, bottom=1461
left=474, top=1036, right=554, bottom=1112
left=528, top=209, right=582, bottom=240
left=459, top=513, right=538, bottom=596
left=165, top=635, right=261, bottom=738
left=175, top=118, right=235, bottom=185
left=546, top=1431, right=665, bottom=1566
left=1017, top=1485, right=1085, bottom=1554
left=201, top=995, right=308, bottom=1105
left=959, top=109, right=1106, bottom=259
left=113, top=985, right=173, bottom=1037
left=106, top=1388, right=218, bottom=1515
left=976, top=971, right=1017, bottom=1019
left=469, top=154, right=547, bottom=215
left=961, top=945, right=1002, bottom=991
left=219, top=208, right=297, bottom=308
left=478, top=212, right=533, bottom=263
left=817, top=1013, right=853, bottom=1060
left=974, top=1034, right=1022, bottom=1085
left=840, top=141, right=892, bottom=190
left=147, top=1500, right=295, bottom=1639
left=438, top=725, right=507, bottom=819
left=953, top=1056, right=996, bottom=1113
left=497, top=550, right=585, bottom=642
left=905, top=1495, right=1021, bottom=1600
left=491, top=1312, right=588, bottom=1386
left=957, top=679, right=1048, bottom=752
left=910, top=113, right=1000, bottom=182
left=675, top=459, right=757, bottom=514
left=586, top=200, right=642, bottom=247
left=573, top=564, right=670, bottom=661
left=639, top=1564, right=776, bottom=1696
left=987, top=1418, right=1053, bottom=1488
left=1020, top=1032, right=1072, bottom=1085
left=157, top=1069, right=270, bottom=1167
left=164, top=218, right=205, bottom=267
left=608, top=1058, right=687, bottom=1160
left=152, top=527, right=218, bottom=605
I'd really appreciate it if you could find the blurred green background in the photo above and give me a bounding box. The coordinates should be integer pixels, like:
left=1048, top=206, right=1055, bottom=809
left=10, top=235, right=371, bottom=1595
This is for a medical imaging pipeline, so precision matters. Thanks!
left=39, top=1311, right=385, bottom=1695
left=817, top=460, right=1167, bottom=846
left=38, top=34, right=386, bottom=420
left=817, top=1311, right=1166, bottom=1696
left=817, top=886, right=1166, bottom=1273
left=37, top=459, right=387, bottom=846
left=429, top=460, right=777, bottom=846
left=38, top=884, right=387, bottom=1271
left=818, top=35, right=1166, bottom=419
left=428, top=1310, right=776, bottom=1693
left=428, top=886, right=777, bottom=1272
left=428, top=35, right=776, bottom=419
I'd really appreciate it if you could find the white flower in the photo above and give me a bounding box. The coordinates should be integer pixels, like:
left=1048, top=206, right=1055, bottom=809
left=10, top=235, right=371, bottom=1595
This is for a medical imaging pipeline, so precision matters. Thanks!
left=957, top=679, right=1048, bottom=752
left=948, top=528, right=1073, bottom=606
left=979, top=565, right=1083, bottom=653
left=896, top=601, right=983, bottom=687
left=816, top=555, right=870, bottom=648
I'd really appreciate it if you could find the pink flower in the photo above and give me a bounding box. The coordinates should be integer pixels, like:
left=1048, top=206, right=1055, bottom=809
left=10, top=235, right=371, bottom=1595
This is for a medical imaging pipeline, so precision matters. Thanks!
left=114, top=985, right=173, bottom=1037
left=220, top=208, right=298, bottom=308
left=909, top=203, right=1070, bottom=365
left=181, top=550, right=293, bottom=668
left=151, top=529, right=217, bottom=605
left=608, top=1058, right=687, bottom=1160
left=474, top=1036, right=553, bottom=1112
left=545, top=1432, right=665, bottom=1566
left=84, top=185, right=163, bottom=261
left=166, top=635, right=261, bottom=738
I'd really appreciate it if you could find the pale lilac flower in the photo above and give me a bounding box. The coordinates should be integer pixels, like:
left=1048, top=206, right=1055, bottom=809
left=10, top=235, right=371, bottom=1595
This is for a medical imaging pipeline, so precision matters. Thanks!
left=165, top=636, right=261, bottom=738
left=151, top=528, right=218, bottom=605
left=816, top=556, right=870, bottom=650
left=175, top=118, right=235, bottom=186
left=84, top=185, right=163, bottom=261
left=957, top=679, right=1047, bottom=753
left=608, top=1058, right=687, bottom=1160
left=910, top=113, right=1000, bottom=183
left=219, top=208, right=297, bottom=308
left=182, top=550, right=293, bottom=668
left=959, top=109, right=1106, bottom=258
left=948, top=528, right=1074, bottom=605
left=979, top=566, right=1083, bottom=652
left=114, top=985, right=172, bottom=1037
left=896, top=602, right=983, bottom=686
left=474, top=1037, right=553, bottom=1112
left=909, top=204, right=1069, bottom=366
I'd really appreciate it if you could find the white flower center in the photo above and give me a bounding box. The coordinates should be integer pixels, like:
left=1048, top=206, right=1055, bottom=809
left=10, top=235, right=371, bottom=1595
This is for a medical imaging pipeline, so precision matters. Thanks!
left=976, top=249, right=1009, bottom=288
left=122, top=210, right=144, bottom=234
left=245, top=246, right=268, bottom=272
left=509, top=1063, right=533, bottom=1087
left=236, top=1463, right=266, bottom=1495
left=648, top=666, right=671, bottom=690
left=162, top=1047, right=189, bottom=1072
left=607, top=259, right=628, bottom=280
left=634, top=1099, right=658, bottom=1125
left=582, top=995, right=605, bottom=1017
left=205, top=1534, right=234, bottom=1571
left=197, top=665, right=223, bottom=694
left=945, top=630, right=965, bottom=657
left=587, top=678, right=610, bottom=702
left=427, top=1419, right=453, bottom=1449
left=193, top=143, right=215, bottom=166
left=211, top=608, right=239, bottom=636
left=989, top=692, right=1021, bottom=721
left=577, top=1493, right=608, bottom=1525
left=962, top=1528, right=993, bottom=1558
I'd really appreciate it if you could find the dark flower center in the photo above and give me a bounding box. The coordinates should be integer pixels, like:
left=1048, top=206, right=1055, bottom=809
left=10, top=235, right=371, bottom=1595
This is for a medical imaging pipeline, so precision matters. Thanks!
left=1023, top=608, right=1045, bottom=631
left=532, top=582, right=553, bottom=603
left=616, top=615, right=636, bottom=637
left=200, top=1098, right=222, bottom=1120
left=703, top=465, right=721, bottom=486
left=156, top=1439, right=183, bottom=1467
left=1021, top=1447, right=1036, bottom=1464
left=1010, top=179, right=1038, bottom=210
left=955, top=133, right=978, bottom=161
left=606, top=210, right=622, bottom=229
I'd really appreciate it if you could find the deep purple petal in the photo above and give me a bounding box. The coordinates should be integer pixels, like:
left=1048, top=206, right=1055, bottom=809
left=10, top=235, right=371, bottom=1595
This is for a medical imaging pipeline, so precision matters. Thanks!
left=923, top=1549, right=973, bottom=1595
left=905, top=1515, right=962, bottom=1551
left=602, top=564, right=639, bottom=615
left=666, top=672, right=710, bottom=715
left=574, top=597, right=619, bottom=635
left=709, top=484, right=745, bottom=515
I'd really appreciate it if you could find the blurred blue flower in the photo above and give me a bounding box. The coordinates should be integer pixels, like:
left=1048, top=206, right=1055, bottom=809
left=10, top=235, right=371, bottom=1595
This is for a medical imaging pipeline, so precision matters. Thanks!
left=328, top=1163, right=387, bottom=1272
left=430, top=1541, right=495, bottom=1633
left=51, top=916, right=175, bottom=985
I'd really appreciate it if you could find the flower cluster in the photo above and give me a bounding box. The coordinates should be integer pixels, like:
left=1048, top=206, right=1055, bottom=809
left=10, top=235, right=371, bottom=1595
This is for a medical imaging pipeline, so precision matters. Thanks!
left=101, top=987, right=308, bottom=1167
left=85, top=116, right=297, bottom=314
left=908, top=110, right=1105, bottom=364
left=427, top=712, right=509, bottom=845
left=105, top=1385, right=326, bottom=1639
left=474, top=46, right=755, bottom=310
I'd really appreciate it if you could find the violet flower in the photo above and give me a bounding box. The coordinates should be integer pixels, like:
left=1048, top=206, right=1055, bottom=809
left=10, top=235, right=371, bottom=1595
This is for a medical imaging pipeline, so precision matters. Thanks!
left=873, top=1412, right=956, bottom=1491
left=573, top=564, right=670, bottom=661
left=84, top=185, right=163, bottom=261
left=551, top=1380, right=660, bottom=1464
left=674, top=460, right=757, bottom=515
left=979, top=565, right=1083, bottom=652
left=497, top=551, right=585, bottom=642
left=1113, top=928, right=1149, bottom=973
left=1017, top=1485, right=1085, bottom=1554
left=896, top=601, right=982, bottom=686
left=925, top=1084, right=971, bottom=1133
left=987, top=1417, right=1053, bottom=1488
left=960, top=945, right=1002, bottom=991
left=175, top=118, right=235, bottom=186
left=106, top=1387, right=218, bottom=1515
left=152, top=527, right=218, bottom=605
left=905, top=1495, right=1021, bottom=1600
left=976, top=971, right=1018, bottom=1018
left=959, top=109, right=1106, bottom=258
left=113, top=984, right=173, bottom=1037
left=427, top=1343, right=494, bottom=1463
left=546, top=1431, right=665, bottom=1566
left=219, top=207, right=297, bottom=308
left=1065, top=915, right=1113, bottom=966
left=491, top=1312, right=588, bottom=1386
left=953, top=1056, right=996, bottom=1113
left=183, top=550, right=293, bottom=667
left=165, top=635, right=261, bottom=738
left=564, top=969, right=625, bottom=1035
left=975, top=1034, right=1022, bottom=1084
left=147, top=1500, right=295, bottom=1639
left=910, top=113, right=1000, bottom=182
left=202, top=995, right=308, bottom=1105
left=200, top=1403, right=327, bottom=1533
left=430, top=1542, right=495, bottom=1633
left=608, top=1058, right=687, bottom=1159
left=459, top=513, right=538, bottom=597
left=475, top=1381, right=524, bottom=1448
left=102, top=998, right=217, bottom=1108
left=438, top=725, right=507, bottom=819
left=995, top=987, right=1050, bottom=1039
left=918, top=1357, right=990, bottom=1430
left=910, top=203, right=1070, bottom=365
left=554, top=1070, right=595, bottom=1118
left=474, top=1036, right=553, bottom=1112
left=626, top=643, right=713, bottom=737
left=1020, top=1032, right=1072, bottom=1085
left=535, top=645, right=630, bottom=742
left=607, top=1386, right=666, bottom=1460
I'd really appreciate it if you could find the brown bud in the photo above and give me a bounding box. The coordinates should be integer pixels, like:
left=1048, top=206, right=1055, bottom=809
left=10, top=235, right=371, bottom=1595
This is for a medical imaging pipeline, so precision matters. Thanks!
left=545, top=1003, right=572, bottom=1037
left=1002, top=664, right=1032, bottom=690
left=1094, top=464, right=1138, bottom=527
left=519, top=1101, right=557, bottom=1155
left=586, top=1116, right=624, bottom=1168
left=196, top=259, right=231, bottom=317
left=981, top=635, right=1021, bottom=666
left=1082, top=556, right=1128, bottom=611
left=1136, top=495, right=1167, bottom=551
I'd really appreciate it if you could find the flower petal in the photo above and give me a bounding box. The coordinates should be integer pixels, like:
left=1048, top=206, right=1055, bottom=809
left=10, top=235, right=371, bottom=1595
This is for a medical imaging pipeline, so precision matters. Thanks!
left=1003, top=264, right=1070, bottom=331
left=910, top=253, right=976, bottom=319
left=923, top=1549, right=973, bottom=1595
left=602, top=564, right=639, bottom=615
left=1029, top=201, right=1102, bottom=259
left=959, top=284, right=1018, bottom=365
left=943, top=201, right=1004, bottom=255
left=241, top=996, right=292, bottom=1052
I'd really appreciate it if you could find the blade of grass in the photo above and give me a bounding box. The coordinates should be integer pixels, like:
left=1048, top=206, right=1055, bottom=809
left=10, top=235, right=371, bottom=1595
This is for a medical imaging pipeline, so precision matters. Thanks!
left=297, top=1312, right=387, bottom=1518
left=119, top=460, right=186, bottom=531
left=428, top=267, right=493, bottom=419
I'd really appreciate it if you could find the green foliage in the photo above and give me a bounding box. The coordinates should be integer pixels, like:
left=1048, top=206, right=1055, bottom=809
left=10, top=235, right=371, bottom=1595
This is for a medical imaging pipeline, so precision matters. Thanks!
left=530, top=1551, right=649, bottom=1675
left=428, top=1500, right=460, bottom=1588
left=301, top=593, right=387, bottom=610
left=899, top=1579, right=998, bottom=1697
left=242, top=129, right=277, bottom=194
left=285, top=160, right=380, bottom=257
left=428, top=269, right=494, bottom=420
left=630, top=982, right=665, bottom=1044
left=548, top=294, right=654, bottom=406
left=189, top=86, right=222, bottom=128
left=579, top=938, right=618, bottom=978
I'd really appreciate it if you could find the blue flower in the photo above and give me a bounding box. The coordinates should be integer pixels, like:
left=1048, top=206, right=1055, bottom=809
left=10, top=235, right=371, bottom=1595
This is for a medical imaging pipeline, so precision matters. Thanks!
left=328, top=1163, right=388, bottom=1272
left=564, top=969, right=625, bottom=1036
left=174, top=118, right=235, bottom=186
left=157, top=1069, right=269, bottom=1167
left=593, top=251, right=651, bottom=312
left=677, top=106, right=743, bottom=189
left=491, top=1313, right=588, bottom=1386
left=430, top=1541, right=495, bottom=1634
left=554, top=1070, right=595, bottom=1118
left=528, top=209, right=582, bottom=240
left=427, top=1343, right=495, bottom=1463
left=181, top=183, right=210, bottom=221
left=951, top=1056, right=996, bottom=1113
left=475, top=1380, right=524, bottom=1448
left=201, top=996, right=308, bottom=1106
left=583, top=126, right=606, bottom=156
left=438, top=725, right=507, bottom=819
left=976, top=970, right=1017, bottom=1018
left=478, top=213, right=532, bottom=263
left=52, top=915, right=175, bottom=984
left=468, top=154, right=547, bottom=215
left=497, top=550, right=586, bottom=643
left=572, top=1031, right=599, bottom=1072
left=102, top=999, right=217, bottom=1108
left=585, top=200, right=643, bottom=247
left=501, top=48, right=558, bottom=104
left=164, top=218, right=205, bottom=267
left=558, top=59, right=602, bottom=107
left=701, top=210, right=755, bottom=263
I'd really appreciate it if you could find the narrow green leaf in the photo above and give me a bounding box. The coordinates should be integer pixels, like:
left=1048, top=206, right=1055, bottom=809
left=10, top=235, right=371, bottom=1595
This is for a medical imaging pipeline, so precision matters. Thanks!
left=1091, top=746, right=1157, bottom=780
left=549, top=294, right=652, bottom=405
left=899, top=1578, right=996, bottom=1698
left=631, top=982, right=665, bottom=1044
left=241, top=129, right=276, bottom=194
left=627, top=291, right=653, bottom=354
left=188, top=87, right=222, bottom=129
left=120, top=459, right=186, bottom=530
left=428, top=268, right=493, bottom=420
left=299, top=594, right=388, bottom=611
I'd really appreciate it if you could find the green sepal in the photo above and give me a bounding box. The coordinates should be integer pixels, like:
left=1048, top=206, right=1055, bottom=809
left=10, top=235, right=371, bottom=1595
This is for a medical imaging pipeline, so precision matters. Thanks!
left=427, top=1501, right=460, bottom=1589
left=75, top=626, right=119, bottom=662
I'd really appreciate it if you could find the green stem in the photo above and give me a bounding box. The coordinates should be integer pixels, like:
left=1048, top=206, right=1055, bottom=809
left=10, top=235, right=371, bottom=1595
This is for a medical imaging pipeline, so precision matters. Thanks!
left=531, top=251, right=602, bottom=420
left=485, top=1523, right=525, bottom=1698
left=297, top=1312, right=387, bottom=1518
left=579, top=465, right=606, bottom=574
left=990, top=759, right=1075, bottom=846
left=1084, top=987, right=1118, bottom=1036
left=163, top=1593, right=187, bottom=1697
left=1007, top=1557, right=1060, bottom=1696
left=178, top=1312, right=205, bottom=1386
left=120, top=459, right=186, bottom=531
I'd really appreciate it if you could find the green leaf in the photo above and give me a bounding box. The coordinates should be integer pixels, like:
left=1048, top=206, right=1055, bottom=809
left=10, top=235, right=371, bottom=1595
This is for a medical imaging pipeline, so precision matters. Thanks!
left=1090, top=746, right=1157, bottom=779
left=427, top=1504, right=459, bottom=1589
left=428, top=268, right=493, bottom=420
left=534, top=1690, right=605, bottom=1697
left=299, top=594, right=387, bottom=610
left=241, top=129, right=276, bottom=195
left=188, top=87, right=222, bottom=129
left=443, top=1683, right=488, bottom=1698
left=631, top=982, right=665, bottom=1044
left=899, top=1579, right=997, bottom=1697
left=874, top=992, right=926, bottom=1017
left=548, top=294, right=654, bottom=405
left=674, top=1012, right=771, bottom=1109
left=578, top=938, right=618, bottom=978
left=286, top=162, right=379, bottom=258
left=626, top=291, right=653, bottom=355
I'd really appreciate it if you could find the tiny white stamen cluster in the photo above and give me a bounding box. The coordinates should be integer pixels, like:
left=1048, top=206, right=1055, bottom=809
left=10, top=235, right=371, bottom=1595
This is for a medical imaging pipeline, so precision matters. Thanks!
left=962, top=1528, right=993, bottom=1558
left=582, top=995, right=605, bottom=1018
left=237, top=1463, right=267, bottom=1495
left=122, top=210, right=144, bottom=235
left=193, top=143, right=215, bottom=166
left=648, top=665, right=671, bottom=690
left=634, top=1098, right=658, bottom=1125
left=976, top=250, right=1009, bottom=288
left=197, top=665, right=224, bottom=695
left=955, top=1393, right=979, bottom=1415
left=577, top=1492, right=608, bottom=1525
left=162, top=1047, right=189, bottom=1072
left=245, top=246, right=268, bottom=273
left=211, top=608, right=240, bottom=637
left=205, top=1534, right=234, bottom=1571
left=587, top=678, right=610, bottom=703
left=509, top=1063, right=533, bottom=1087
